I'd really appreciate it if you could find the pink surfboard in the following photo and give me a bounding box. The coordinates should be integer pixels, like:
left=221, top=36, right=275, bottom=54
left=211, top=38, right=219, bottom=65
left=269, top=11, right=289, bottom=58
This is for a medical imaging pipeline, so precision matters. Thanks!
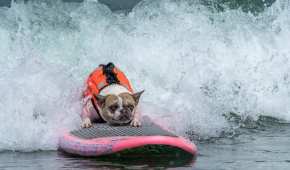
left=58, top=116, right=197, bottom=158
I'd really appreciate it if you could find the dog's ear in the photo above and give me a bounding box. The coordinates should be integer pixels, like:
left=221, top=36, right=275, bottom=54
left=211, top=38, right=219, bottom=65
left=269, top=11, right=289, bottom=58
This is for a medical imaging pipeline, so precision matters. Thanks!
left=132, top=90, right=144, bottom=104
left=94, top=94, right=106, bottom=107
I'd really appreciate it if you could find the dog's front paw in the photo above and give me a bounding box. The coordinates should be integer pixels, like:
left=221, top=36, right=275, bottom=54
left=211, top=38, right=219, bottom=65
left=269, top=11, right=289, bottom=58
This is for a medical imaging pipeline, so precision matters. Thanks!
left=130, top=119, right=141, bottom=127
left=81, top=118, right=92, bottom=128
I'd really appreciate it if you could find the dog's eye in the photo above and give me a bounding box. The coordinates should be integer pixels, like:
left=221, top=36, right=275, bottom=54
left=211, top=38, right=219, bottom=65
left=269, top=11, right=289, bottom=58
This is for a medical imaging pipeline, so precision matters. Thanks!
left=125, top=105, right=134, bottom=111
left=109, top=105, right=118, bottom=112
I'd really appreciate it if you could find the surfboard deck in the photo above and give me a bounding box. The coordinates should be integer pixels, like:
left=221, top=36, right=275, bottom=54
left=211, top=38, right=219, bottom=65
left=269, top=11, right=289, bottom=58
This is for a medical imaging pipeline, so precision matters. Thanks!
left=58, top=116, right=197, bottom=158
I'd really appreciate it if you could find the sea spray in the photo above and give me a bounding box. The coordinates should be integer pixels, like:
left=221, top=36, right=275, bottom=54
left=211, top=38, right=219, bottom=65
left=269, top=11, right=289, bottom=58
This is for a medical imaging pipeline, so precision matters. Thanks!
left=0, top=0, right=289, bottom=151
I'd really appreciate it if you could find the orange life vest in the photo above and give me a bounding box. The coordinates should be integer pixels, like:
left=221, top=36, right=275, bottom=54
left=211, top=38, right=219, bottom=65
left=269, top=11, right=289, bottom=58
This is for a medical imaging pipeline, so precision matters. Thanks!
left=83, top=63, right=133, bottom=99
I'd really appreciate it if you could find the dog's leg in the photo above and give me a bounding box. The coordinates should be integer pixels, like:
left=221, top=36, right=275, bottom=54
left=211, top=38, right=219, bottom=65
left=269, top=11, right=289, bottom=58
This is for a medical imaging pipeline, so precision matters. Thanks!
left=130, top=91, right=144, bottom=127
left=81, top=117, right=92, bottom=128
left=130, top=108, right=141, bottom=127
left=81, top=97, right=94, bottom=128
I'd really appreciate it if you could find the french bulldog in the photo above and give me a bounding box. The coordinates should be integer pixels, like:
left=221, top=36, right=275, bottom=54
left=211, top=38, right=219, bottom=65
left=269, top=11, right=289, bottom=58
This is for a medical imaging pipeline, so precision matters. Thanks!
left=81, top=63, right=144, bottom=128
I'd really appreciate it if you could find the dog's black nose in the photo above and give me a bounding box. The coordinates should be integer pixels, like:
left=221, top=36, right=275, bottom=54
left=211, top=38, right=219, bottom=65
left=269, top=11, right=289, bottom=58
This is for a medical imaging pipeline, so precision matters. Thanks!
left=119, top=113, right=129, bottom=120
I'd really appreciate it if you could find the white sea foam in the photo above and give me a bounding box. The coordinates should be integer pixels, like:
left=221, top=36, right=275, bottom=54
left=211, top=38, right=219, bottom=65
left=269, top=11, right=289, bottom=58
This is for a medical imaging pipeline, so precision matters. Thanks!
left=0, top=0, right=289, bottom=151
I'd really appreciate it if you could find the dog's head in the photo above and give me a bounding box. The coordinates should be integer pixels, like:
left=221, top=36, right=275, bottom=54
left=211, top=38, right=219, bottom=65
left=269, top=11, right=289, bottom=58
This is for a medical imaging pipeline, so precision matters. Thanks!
left=95, top=90, right=144, bottom=125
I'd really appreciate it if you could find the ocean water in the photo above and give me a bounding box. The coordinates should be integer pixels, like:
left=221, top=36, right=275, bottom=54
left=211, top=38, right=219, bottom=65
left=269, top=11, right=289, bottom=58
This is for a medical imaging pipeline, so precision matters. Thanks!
left=0, top=0, right=290, bottom=169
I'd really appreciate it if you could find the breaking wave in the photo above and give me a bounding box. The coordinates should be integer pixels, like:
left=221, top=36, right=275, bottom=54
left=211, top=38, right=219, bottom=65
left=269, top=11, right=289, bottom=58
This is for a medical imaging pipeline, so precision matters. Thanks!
left=0, top=0, right=289, bottom=151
